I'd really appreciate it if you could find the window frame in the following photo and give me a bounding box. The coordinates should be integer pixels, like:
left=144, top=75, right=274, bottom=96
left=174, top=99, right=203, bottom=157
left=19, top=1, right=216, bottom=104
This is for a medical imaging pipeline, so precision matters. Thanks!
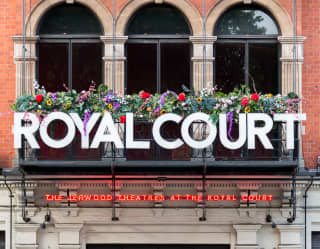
left=214, top=35, right=281, bottom=93
left=125, top=37, right=192, bottom=94
left=37, top=36, right=104, bottom=91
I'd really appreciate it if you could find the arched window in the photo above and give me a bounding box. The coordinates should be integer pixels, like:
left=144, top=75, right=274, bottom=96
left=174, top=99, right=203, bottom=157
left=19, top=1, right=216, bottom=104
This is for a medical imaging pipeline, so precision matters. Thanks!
left=214, top=5, right=280, bottom=93
left=125, top=4, right=191, bottom=94
left=37, top=3, right=103, bottom=92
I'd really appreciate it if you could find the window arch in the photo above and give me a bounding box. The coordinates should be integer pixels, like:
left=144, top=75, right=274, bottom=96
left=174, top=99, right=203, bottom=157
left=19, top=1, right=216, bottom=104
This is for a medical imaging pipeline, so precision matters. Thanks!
left=37, top=3, right=103, bottom=92
left=125, top=3, right=191, bottom=35
left=214, top=5, right=280, bottom=94
left=125, top=3, right=191, bottom=94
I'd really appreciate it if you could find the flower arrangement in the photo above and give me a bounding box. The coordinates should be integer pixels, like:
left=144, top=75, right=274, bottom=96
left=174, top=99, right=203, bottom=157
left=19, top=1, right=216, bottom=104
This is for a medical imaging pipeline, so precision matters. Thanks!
left=10, top=83, right=300, bottom=124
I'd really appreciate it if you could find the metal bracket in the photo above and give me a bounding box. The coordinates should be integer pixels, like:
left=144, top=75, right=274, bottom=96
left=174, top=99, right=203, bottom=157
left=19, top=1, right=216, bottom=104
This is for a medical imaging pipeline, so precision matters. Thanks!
left=199, top=164, right=207, bottom=221
left=287, top=171, right=297, bottom=223
left=111, top=164, right=119, bottom=221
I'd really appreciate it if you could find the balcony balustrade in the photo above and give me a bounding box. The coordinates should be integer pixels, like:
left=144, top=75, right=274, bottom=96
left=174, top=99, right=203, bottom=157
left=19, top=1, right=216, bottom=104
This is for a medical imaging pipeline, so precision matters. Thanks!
left=18, top=119, right=299, bottom=172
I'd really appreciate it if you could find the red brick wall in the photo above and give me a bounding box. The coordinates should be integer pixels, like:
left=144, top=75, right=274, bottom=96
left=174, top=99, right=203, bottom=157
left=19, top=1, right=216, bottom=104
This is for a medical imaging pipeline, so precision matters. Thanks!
left=0, top=0, right=21, bottom=168
left=0, top=0, right=318, bottom=169
left=301, top=0, right=320, bottom=169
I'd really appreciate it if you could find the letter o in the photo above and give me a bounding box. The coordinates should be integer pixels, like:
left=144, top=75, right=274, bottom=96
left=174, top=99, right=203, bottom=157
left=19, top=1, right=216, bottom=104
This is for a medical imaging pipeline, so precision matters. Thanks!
left=181, top=112, right=217, bottom=149
left=39, top=112, right=76, bottom=149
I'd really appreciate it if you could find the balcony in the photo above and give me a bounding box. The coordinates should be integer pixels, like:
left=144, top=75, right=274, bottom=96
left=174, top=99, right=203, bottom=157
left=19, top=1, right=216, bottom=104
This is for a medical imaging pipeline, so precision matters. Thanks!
left=18, top=120, right=300, bottom=175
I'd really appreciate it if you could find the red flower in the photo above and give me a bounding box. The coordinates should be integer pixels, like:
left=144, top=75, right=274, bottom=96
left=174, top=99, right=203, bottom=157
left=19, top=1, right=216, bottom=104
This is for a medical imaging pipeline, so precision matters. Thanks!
left=251, top=93, right=259, bottom=101
left=120, top=115, right=126, bottom=123
left=140, top=91, right=151, bottom=99
left=241, top=97, right=249, bottom=106
left=35, top=94, right=43, bottom=103
left=177, top=93, right=185, bottom=101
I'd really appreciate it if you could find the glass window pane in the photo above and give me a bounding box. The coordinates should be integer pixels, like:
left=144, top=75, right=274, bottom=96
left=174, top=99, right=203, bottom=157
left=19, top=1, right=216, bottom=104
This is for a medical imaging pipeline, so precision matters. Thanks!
left=126, top=43, right=157, bottom=94
left=72, top=43, right=102, bottom=92
left=214, top=6, right=279, bottom=35
left=249, top=43, right=278, bottom=94
left=38, top=4, right=103, bottom=35
left=215, top=43, right=245, bottom=93
left=39, top=43, right=68, bottom=92
left=160, top=43, right=190, bottom=93
left=126, top=4, right=191, bottom=35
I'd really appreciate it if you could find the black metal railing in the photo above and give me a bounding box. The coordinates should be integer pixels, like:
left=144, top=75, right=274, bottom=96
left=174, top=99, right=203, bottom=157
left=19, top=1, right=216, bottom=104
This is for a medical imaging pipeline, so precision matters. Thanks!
left=19, top=120, right=299, bottom=165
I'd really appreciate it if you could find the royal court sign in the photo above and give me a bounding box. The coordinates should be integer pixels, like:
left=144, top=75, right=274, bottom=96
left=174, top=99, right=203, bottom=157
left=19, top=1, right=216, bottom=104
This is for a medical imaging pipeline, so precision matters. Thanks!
left=13, top=112, right=306, bottom=150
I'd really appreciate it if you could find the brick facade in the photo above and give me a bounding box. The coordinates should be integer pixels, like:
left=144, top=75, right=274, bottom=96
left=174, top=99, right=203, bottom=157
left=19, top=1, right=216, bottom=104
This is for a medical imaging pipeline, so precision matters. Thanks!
left=0, top=0, right=319, bottom=169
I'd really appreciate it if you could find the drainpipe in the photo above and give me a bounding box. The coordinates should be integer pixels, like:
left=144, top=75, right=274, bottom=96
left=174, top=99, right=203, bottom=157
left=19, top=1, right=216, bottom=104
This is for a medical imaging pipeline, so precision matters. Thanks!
left=304, top=177, right=313, bottom=249
left=4, top=176, right=13, bottom=249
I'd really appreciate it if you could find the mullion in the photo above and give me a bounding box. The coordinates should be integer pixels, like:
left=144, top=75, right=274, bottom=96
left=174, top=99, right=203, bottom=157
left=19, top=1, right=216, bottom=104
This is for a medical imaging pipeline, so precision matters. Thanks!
left=157, top=40, right=161, bottom=93
left=245, top=41, right=249, bottom=88
left=68, top=40, right=72, bottom=89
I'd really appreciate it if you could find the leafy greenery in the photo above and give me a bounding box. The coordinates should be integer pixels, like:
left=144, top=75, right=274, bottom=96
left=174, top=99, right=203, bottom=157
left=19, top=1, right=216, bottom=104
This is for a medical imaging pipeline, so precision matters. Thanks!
left=10, top=83, right=301, bottom=123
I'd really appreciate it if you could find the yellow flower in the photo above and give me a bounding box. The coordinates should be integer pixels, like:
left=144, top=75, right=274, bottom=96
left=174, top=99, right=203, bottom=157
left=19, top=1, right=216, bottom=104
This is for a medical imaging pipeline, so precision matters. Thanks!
left=108, top=103, right=113, bottom=110
left=65, top=103, right=71, bottom=110
left=244, top=106, right=251, bottom=114
left=160, top=110, right=166, bottom=115
left=267, top=93, right=273, bottom=98
left=94, top=105, right=98, bottom=111
left=147, top=107, right=152, bottom=112
left=196, top=97, right=202, bottom=104
left=46, top=100, right=52, bottom=106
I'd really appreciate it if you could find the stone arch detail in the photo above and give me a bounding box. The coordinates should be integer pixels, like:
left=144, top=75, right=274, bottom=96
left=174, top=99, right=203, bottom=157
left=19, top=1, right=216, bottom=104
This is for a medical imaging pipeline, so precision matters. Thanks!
left=116, top=0, right=203, bottom=35
left=25, top=0, right=113, bottom=36
left=206, top=0, right=293, bottom=36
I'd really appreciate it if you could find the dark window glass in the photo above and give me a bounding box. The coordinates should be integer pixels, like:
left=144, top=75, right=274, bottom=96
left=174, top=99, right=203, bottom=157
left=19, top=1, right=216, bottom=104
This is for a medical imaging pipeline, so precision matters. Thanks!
left=39, top=42, right=102, bottom=92
left=39, top=43, right=68, bottom=92
left=126, top=43, right=157, bottom=94
left=215, top=43, right=245, bottom=93
left=214, top=6, right=279, bottom=35
left=249, top=43, right=278, bottom=93
left=313, top=232, right=320, bottom=249
left=160, top=43, right=190, bottom=93
left=38, top=4, right=102, bottom=35
left=72, top=43, right=102, bottom=92
left=126, top=4, right=191, bottom=35
left=0, top=231, right=4, bottom=249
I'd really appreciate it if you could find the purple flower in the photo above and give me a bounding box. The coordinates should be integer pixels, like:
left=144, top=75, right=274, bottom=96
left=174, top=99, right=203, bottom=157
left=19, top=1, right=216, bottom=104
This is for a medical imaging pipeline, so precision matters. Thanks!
left=113, top=103, right=120, bottom=110
left=83, top=110, right=91, bottom=136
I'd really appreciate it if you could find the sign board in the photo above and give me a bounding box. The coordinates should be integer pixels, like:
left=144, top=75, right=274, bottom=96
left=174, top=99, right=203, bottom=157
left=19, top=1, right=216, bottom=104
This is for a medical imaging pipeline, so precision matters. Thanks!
left=13, top=112, right=306, bottom=150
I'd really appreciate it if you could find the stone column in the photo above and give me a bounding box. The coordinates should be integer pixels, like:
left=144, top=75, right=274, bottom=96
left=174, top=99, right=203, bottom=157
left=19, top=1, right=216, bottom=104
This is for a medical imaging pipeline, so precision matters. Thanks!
left=189, top=36, right=217, bottom=91
left=278, top=36, right=306, bottom=96
left=15, top=223, right=40, bottom=249
left=277, top=225, right=304, bottom=249
left=100, top=36, right=128, bottom=94
left=233, top=225, right=262, bottom=249
left=12, top=36, right=39, bottom=97
left=55, top=223, right=83, bottom=249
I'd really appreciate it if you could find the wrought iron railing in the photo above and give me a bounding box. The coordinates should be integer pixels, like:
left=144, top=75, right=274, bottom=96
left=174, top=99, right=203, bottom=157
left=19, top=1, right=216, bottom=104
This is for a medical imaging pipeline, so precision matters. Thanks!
left=19, top=120, right=299, bottom=164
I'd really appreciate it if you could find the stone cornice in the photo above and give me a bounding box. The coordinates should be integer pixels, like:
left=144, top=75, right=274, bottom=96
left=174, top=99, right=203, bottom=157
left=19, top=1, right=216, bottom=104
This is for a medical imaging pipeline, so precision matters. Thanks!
left=278, top=36, right=306, bottom=44
left=189, top=35, right=217, bottom=44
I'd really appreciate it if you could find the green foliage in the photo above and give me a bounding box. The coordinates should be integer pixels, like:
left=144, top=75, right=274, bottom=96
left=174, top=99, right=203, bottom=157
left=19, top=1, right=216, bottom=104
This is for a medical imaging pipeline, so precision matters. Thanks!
left=10, top=85, right=301, bottom=123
